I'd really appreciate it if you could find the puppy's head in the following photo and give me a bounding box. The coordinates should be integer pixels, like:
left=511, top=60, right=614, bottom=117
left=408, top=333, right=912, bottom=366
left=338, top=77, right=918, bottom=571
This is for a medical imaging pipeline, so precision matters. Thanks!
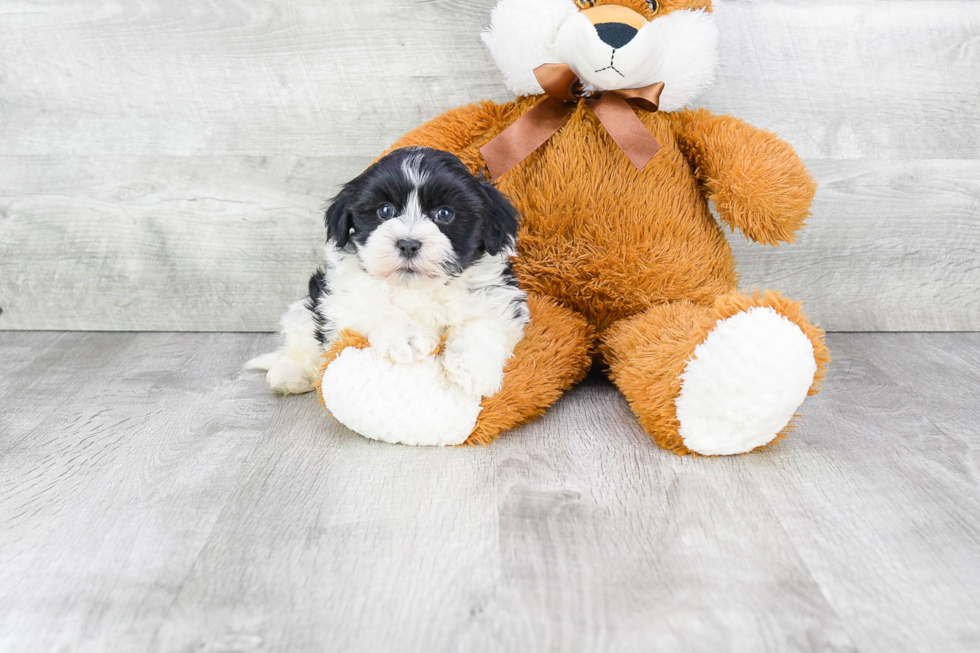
left=326, top=147, right=519, bottom=287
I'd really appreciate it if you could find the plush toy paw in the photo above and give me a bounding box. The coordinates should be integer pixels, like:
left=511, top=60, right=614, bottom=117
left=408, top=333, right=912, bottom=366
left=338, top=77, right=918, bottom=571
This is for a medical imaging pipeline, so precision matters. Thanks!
left=441, top=344, right=506, bottom=398
left=674, top=307, right=818, bottom=456
left=369, top=324, right=441, bottom=364
left=320, top=346, right=483, bottom=446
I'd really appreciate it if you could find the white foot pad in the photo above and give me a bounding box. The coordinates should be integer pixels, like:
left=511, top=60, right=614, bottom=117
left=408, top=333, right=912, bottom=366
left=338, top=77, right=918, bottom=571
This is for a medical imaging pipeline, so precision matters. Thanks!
left=675, top=307, right=817, bottom=456
left=320, top=348, right=483, bottom=447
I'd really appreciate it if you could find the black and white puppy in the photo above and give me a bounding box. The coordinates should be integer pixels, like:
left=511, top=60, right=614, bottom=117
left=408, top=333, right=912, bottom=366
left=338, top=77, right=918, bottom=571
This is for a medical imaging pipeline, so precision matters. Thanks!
left=249, top=147, right=529, bottom=398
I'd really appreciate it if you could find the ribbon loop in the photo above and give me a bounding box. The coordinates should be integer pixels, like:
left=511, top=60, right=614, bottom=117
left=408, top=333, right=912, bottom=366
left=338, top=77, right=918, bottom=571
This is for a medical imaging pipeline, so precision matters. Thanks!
left=614, top=81, right=665, bottom=113
left=480, top=64, right=664, bottom=181
left=534, top=63, right=584, bottom=103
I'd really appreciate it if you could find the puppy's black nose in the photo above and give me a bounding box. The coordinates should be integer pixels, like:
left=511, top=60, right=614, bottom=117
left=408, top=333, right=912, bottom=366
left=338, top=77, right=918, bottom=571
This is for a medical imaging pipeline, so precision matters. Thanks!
left=397, top=239, right=422, bottom=258
left=594, top=22, right=638, bottom=49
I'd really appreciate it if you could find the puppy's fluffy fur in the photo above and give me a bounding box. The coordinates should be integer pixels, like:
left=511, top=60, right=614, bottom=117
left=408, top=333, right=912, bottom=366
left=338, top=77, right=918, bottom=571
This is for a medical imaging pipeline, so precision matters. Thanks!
left=249, top=147, right=529, bottom=398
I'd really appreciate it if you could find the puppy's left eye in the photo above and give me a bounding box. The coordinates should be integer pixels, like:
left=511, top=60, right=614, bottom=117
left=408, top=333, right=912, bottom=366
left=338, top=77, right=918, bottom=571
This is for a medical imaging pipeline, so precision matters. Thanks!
left=434, top=207, right=455, bottom=224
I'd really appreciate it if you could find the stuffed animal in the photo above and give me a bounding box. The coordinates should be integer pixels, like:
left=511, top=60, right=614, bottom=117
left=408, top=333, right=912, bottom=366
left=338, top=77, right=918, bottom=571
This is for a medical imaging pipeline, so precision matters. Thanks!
left=318, top=0, right=829, bottom=455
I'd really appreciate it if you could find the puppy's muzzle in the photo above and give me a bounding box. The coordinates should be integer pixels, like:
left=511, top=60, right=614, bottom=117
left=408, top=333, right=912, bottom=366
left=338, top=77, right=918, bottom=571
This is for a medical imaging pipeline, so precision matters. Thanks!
left=582, top=5, right=647, bottom=48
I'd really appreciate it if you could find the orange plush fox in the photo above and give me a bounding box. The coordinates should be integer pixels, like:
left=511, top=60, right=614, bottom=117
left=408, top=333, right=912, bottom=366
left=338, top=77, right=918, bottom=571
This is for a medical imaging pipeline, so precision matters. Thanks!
left=319, top=0, right=829, bottom=455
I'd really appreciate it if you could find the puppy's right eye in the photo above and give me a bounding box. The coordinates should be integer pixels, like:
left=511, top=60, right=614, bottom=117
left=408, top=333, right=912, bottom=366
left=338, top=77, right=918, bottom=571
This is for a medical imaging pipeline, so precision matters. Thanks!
left=377, top=203, right=395, bottom=220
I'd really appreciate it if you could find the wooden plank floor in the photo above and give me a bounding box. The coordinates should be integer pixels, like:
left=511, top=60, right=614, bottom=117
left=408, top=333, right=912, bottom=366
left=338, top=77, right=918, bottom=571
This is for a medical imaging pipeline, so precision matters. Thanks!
left=1, top=332, right=978, bottom=652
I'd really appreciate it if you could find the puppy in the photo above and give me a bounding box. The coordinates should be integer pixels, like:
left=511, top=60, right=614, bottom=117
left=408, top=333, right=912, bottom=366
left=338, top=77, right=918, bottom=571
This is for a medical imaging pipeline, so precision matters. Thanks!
left=248, top=147, right=529, bottom=398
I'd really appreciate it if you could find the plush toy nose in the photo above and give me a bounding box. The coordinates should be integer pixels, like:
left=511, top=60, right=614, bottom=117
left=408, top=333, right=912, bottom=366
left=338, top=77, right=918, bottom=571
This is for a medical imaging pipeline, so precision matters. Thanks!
left=397, top=239, right=422, bottom=258
left=594, top=22, right=638, bottom=48
left=581, top=5, right=648, bottom=49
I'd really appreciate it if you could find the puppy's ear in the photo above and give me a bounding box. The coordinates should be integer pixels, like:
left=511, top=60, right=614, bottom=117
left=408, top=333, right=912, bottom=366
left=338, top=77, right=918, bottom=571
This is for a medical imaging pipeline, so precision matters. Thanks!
left=325, top=184, right=356, bottom=248
left=479, top=180, right=519, bottom=256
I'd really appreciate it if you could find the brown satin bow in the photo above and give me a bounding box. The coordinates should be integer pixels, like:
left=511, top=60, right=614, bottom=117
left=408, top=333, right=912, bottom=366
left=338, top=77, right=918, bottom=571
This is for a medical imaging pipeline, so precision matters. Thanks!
left=480, top=63, right=665, bottom=181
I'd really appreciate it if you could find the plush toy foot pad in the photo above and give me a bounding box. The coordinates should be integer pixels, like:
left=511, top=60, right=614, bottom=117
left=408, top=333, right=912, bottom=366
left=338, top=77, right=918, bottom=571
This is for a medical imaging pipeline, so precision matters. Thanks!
left=320, top=347, right=482, bottom=447
left=675, top=306, right=818, bottom=456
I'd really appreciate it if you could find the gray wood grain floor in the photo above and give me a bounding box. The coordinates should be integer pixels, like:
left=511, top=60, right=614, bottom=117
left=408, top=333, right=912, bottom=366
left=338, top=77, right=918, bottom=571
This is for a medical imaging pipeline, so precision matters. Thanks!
left=1, top=332, right=979, bottom=652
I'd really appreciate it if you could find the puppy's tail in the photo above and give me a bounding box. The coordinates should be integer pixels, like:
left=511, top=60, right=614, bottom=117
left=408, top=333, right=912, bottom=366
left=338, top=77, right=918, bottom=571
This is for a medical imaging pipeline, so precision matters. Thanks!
left=244, top=351, right=280, bottom=372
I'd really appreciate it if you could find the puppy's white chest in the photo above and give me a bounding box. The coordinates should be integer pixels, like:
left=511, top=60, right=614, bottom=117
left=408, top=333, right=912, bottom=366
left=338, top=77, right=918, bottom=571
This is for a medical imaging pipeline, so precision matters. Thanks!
left=384, top=284, right=462, bottom=332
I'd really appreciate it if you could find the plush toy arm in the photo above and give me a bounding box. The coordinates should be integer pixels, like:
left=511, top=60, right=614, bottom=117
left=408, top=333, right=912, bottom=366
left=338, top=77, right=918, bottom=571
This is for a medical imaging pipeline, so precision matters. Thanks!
left=386, top=100, right=514, bottom=175
left=669, top=108, right=817, bottom=245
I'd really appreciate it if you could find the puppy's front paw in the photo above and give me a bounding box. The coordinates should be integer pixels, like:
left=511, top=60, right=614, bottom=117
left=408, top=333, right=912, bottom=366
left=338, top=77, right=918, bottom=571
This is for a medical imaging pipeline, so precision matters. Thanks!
left=371, top=325, right=440, bottom=364
left=266, top=357, right=315, bottom=395
left=441, top=347, right=505, bottom=398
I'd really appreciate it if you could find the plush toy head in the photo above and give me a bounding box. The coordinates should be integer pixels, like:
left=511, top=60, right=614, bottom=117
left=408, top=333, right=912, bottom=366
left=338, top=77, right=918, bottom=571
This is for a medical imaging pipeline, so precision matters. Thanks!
left=482, top=0, right=717, bottom=111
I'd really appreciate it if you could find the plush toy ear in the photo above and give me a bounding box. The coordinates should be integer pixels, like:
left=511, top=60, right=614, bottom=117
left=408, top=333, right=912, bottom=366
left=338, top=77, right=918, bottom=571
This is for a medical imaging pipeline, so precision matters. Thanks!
left=325, top=184, right=356, bottom=248
left=479, top=180, right=520, bottom=256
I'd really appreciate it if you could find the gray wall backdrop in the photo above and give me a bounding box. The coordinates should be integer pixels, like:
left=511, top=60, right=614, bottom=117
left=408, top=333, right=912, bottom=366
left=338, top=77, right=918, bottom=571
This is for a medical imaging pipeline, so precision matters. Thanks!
left=1, top=0, right=978, bottom=332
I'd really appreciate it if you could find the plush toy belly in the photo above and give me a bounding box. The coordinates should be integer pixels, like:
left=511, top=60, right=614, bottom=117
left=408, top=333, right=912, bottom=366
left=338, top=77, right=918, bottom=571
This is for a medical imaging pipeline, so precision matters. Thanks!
left=318, top=344, right=483, bottom=447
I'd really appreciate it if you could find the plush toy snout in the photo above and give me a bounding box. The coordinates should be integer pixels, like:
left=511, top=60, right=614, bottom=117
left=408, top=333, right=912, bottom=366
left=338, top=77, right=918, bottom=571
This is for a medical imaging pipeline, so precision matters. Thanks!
left=582, top=5, right=648, bottom=49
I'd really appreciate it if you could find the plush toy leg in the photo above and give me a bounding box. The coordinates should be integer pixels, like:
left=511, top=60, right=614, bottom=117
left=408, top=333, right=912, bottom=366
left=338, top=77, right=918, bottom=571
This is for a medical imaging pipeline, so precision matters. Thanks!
left=600, top=292, right=830, bottom=456
left=316, top=294, right=594, bottom=446
left=465, top=294, right=594, bottom=445
left=318, top=332, right=484, bottom=446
